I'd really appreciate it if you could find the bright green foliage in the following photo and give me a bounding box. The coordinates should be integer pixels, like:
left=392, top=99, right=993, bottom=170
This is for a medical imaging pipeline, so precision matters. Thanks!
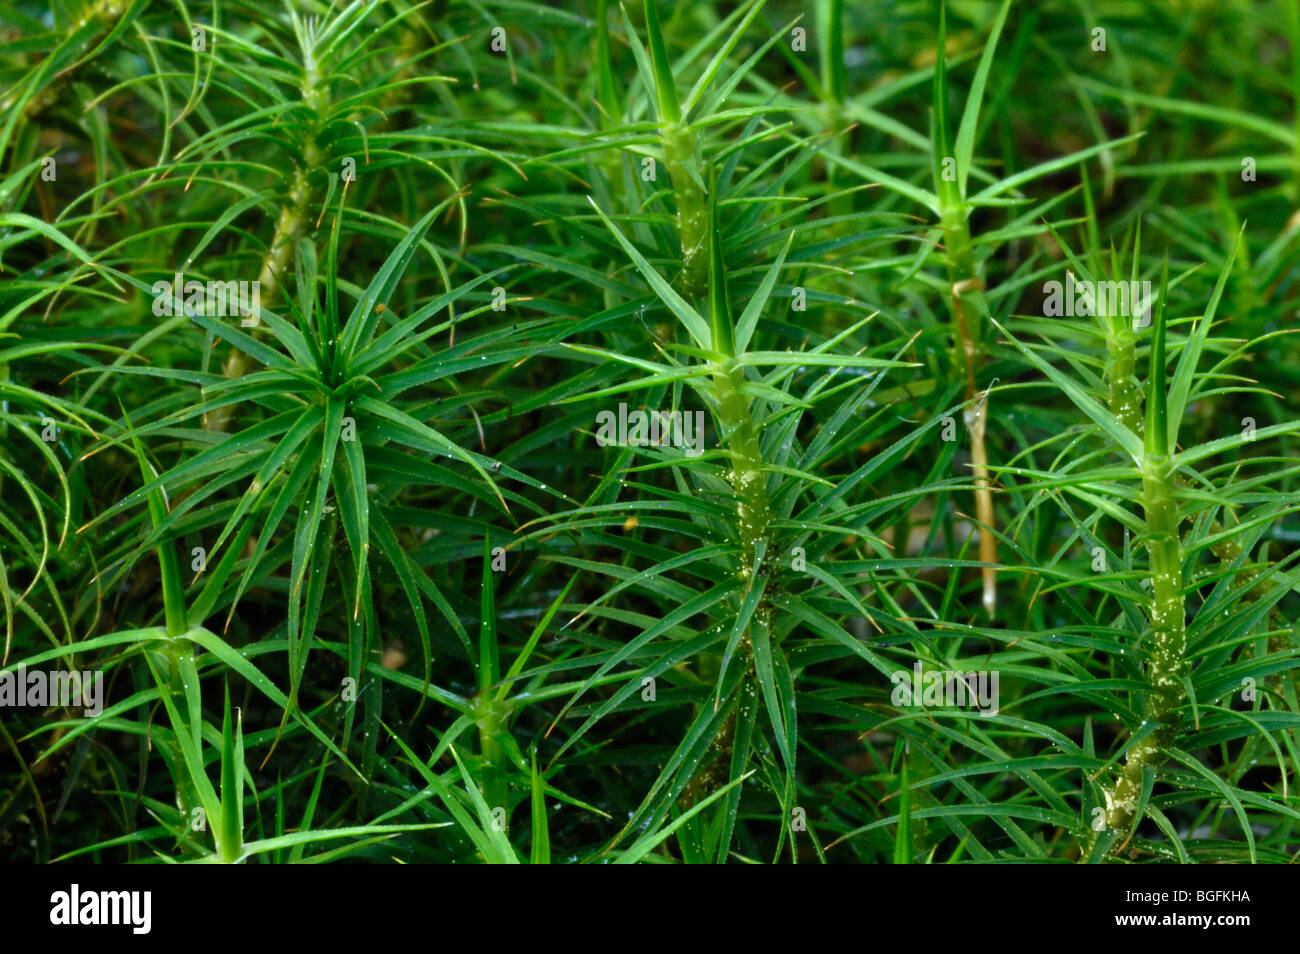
left=1, top=0, right=1299, bottom=865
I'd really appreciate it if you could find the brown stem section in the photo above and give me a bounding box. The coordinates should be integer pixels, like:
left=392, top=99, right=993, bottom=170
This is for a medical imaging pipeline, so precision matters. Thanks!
left=950, top=276, right=996, bottom=617
left=203, top=152, right=318, bottom=432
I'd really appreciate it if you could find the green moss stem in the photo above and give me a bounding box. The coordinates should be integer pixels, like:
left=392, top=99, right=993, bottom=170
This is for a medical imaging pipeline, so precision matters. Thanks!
left=712, top=355, right=771, bottom=581
left=1102, top=310, right=1185, bottom=842
left=1103, top=452, right=1184, bottom=835
left=663, top=124, right=707, bottom=295
left=204, top=70, right=327, bottom=431
left=1105, top=320, right=1143, bottom=435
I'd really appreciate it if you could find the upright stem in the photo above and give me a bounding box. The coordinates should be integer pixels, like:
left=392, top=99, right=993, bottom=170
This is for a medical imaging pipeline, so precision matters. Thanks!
left=681, top=358, right=769, bottom=809
left=204, top=58, right=327, bottom=431
left=713, top=359, right=771, bottom=578
left=1102, top=298, right=1143, bottom=435
left=645, top=0, right=706, bottom=295
left=477, top=700, right=508, bottom=818
left=941, top=205, right=997, bottom=617
left=1140, top=453, right=1187, bottom=719
left=817, top=0, right=848, bottom=274
left=706, top=163, right=769, bottom=582
left=1103, top=451, right=1184, bottom=833
left=662, top=124, right=706, bottom=295
left=1102, top=303, right=1185, bottom=840
left=1286, top=0, right=1300, bottom=198
left=681, top=182, right=771, bottom=809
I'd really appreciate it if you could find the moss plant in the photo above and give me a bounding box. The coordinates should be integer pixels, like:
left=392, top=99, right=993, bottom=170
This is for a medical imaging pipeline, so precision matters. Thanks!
left=645, top=0, right=707, bottom=296
left=4, top=0, right=1300, bottom=867
left=1103, top=279, right=1186, bottom=837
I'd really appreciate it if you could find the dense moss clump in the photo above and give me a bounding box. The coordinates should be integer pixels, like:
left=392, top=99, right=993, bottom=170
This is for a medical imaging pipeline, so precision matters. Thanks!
left=1, top=0, right=1298, bottom=865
